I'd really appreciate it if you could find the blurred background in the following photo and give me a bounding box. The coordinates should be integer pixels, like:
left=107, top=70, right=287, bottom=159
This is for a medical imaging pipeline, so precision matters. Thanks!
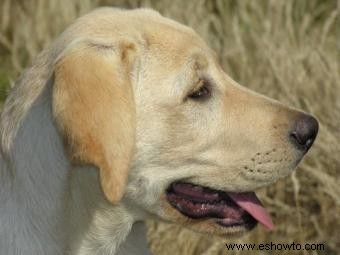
left=0, top=0, right=339, bottom=254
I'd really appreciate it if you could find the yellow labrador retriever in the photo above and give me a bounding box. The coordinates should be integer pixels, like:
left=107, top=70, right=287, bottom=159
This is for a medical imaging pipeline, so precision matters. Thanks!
left=0, top=8, right=318, bottom=255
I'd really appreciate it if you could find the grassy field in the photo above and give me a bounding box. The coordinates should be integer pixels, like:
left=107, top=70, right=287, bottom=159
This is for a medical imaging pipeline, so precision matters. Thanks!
left=0, top=0, right=339, bottom=254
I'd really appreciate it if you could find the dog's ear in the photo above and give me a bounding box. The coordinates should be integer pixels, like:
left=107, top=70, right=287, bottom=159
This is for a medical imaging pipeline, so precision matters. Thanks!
left=53, top=40, right=136, bottom=203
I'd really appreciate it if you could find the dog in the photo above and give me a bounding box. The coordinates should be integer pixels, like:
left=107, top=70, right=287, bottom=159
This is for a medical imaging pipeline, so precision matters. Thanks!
left=0, top=8, right=318, bottom=255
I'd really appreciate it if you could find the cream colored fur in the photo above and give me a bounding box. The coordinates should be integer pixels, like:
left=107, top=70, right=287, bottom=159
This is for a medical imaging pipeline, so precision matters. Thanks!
left=0, top=8, right=313, bottom=255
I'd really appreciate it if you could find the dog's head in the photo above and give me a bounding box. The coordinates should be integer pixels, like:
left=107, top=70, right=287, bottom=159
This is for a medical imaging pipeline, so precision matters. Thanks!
left=53, top=8, right=318, bottom=236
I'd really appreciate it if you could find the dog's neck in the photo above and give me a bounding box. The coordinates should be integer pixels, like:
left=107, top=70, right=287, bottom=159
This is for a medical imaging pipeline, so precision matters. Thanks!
left=66, top=164, right=151, bottom=255
left=0, top=85, right=150, bottom=255
left=117, top=222, right=151, bottom=255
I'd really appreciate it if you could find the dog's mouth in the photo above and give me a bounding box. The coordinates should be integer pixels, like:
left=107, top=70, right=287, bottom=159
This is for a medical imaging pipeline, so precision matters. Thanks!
left=166, top=182, right=273, bottom=231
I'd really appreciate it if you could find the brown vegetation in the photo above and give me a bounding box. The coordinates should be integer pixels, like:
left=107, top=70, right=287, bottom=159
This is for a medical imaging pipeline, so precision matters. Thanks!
left=0, top=0, right=339, bottom=254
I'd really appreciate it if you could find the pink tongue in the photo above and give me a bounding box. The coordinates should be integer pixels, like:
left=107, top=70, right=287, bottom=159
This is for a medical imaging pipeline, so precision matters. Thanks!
left=227, top=192, right=274, bottom=231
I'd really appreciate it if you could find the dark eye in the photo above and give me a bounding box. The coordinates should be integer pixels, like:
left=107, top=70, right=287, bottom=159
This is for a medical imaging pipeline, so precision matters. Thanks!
left=187, top=81, right=211, bottom=101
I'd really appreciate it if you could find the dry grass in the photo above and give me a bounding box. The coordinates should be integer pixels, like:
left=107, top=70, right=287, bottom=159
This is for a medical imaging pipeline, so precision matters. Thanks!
left=0, top=0, right=339, bottom=254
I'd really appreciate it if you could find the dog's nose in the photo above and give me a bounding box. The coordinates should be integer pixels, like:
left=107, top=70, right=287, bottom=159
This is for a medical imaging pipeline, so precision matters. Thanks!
left=290, top=114, right=318, bottom=151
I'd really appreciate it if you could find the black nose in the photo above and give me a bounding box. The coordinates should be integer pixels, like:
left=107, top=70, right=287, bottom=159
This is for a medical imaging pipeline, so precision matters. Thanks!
left=290, top=114, right=318, bottom=151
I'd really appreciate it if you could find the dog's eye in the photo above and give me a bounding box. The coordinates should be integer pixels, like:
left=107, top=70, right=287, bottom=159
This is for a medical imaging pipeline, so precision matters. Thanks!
left=187, top=80, right=211, bottom=101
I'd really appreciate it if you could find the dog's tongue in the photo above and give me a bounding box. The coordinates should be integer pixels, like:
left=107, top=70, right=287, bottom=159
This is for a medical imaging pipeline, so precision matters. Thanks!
left=227, top=192, right=274, bottom=230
